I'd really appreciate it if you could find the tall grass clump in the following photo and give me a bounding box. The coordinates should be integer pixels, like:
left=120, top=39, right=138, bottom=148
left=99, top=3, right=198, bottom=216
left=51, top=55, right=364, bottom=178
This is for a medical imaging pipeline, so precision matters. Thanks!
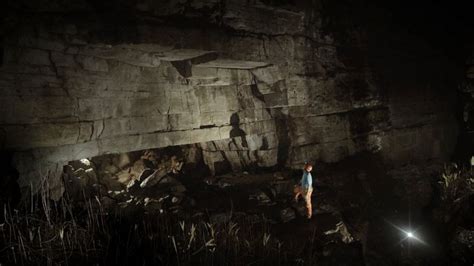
left=0, top=181, right=109, bottom=265
left=0, top=176, right=311, bottom=265
left=439, top=164, right=474, bottom=208
left=437, top=163, right=474, bottom=224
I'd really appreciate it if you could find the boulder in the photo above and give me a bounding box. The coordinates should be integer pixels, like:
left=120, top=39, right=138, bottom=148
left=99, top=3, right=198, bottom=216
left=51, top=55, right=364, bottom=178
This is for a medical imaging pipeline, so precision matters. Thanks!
left=101, top=163, right=120, bottom=176
left=138, top=168, right=155, bottom=182
left=115, top=153, right=132, bottom=168
left=170, top=184, right=187, bottom=193
left=85, top=168, right=98, bottom=184
left=115, top=168, right=134, bottom=184
left=144, top=199, right=163, bottom=212
left=249, top=189, right=273, bottom=205
left=69, top=158, right=94, bottom=171
left=217, top=179, right=233, bottom=188
left=324, top=221, right=355, bottom=244
left=317, top=202, right=339, bottom=214
left=171, top=196, right=181, bottom=204
left=63, top=165, right=100, bottom=201
left=279, top=207, right=296, bottom=223
left=130, top=159, right=154, bottom=178
left=159, top=176, right=181, bottom=185
left=140, top=150, right=159, bottom=166
left=139, top=168, right=168, bottom=188
left=170, top=155, right=184, bottom=173
left=126, top=179, right=139, bottom=193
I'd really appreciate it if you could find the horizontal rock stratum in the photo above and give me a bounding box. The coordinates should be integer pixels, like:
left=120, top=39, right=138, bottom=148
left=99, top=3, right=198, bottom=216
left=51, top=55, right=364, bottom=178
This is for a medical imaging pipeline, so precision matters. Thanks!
left=0, top=0, right=459, bottom=200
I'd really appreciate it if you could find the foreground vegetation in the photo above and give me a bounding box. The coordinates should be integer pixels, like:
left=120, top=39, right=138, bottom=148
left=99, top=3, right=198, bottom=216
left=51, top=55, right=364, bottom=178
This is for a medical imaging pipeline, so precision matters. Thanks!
left=437, top=163, right=474, bottom=223
left=4, top=162, right=472, bottom=265
left=0, top=185, right=317, bottom=265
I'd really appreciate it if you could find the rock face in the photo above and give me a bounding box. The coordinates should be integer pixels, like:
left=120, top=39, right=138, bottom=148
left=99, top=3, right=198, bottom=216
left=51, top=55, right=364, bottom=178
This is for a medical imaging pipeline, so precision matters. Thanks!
left=455, top=49, right=474, bottom=164
left=0, top=0, right=462, bottom=199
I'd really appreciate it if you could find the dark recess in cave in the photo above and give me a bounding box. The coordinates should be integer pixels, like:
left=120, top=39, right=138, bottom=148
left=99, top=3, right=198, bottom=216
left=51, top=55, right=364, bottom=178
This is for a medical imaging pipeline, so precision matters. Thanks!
left=0, top=36, right=3, bottom=67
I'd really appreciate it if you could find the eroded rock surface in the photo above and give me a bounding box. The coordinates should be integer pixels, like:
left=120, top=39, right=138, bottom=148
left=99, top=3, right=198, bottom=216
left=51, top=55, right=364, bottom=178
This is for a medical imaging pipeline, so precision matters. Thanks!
left=0, top=0, right=461, bottom=200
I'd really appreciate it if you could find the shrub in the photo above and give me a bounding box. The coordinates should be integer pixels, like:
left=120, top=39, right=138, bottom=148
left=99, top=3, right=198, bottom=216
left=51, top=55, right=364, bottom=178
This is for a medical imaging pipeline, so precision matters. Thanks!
left=439, top=164, right=474, bottom=205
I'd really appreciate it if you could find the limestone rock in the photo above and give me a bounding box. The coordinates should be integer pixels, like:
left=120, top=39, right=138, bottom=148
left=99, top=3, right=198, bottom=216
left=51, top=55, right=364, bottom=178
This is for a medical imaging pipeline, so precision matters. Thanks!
left=2, top=2, right=462, bottom=204
left=114, top=169, right=134, bottom=185
left=63, top=162, right=99, bottom=200
left=140, top=150, right=158, bottom=166
left=139, top=168, right=168, bottom=188
left=324, top=221, right=355, bottom=244
left=76, top=55, right=109, bottom=72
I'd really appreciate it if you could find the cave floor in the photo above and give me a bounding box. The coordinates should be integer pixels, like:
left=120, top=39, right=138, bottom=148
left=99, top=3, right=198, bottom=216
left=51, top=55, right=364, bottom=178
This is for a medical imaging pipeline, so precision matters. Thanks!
left=86, top=156, right=447, bottom=265
left=98, top=169, right=367, bottom=264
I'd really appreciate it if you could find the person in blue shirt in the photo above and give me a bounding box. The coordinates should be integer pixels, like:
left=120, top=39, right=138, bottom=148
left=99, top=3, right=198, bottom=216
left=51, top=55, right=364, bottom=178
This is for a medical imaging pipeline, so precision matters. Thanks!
left=294, top=162, right=314, bottom=219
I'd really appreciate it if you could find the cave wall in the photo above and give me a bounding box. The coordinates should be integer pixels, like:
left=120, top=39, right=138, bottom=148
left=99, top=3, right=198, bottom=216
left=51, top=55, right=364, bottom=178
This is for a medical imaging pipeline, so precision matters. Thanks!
left=0, top=31, right=283, bottom=197
left=373, top=34, right=459, bottom=165
left=0, top=0, right=463, bottom=198
left=456, top=47, right=474, bottom=162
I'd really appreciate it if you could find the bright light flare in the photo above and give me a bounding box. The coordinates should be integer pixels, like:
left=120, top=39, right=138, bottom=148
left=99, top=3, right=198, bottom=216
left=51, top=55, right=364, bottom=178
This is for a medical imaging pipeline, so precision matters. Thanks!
left=399, top=228, right=426, bottom=245
left=384, top=219, right=428, bottom=246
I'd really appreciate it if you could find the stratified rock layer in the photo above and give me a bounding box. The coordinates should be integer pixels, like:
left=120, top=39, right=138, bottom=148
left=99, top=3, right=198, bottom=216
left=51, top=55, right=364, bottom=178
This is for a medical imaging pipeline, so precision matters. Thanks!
left=0, top=0, right=459, bottom=199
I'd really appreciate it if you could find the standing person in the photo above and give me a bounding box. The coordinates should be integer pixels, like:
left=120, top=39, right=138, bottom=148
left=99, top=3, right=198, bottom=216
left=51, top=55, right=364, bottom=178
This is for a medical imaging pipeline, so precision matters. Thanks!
left=294, top=162, right=313, bottom=219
